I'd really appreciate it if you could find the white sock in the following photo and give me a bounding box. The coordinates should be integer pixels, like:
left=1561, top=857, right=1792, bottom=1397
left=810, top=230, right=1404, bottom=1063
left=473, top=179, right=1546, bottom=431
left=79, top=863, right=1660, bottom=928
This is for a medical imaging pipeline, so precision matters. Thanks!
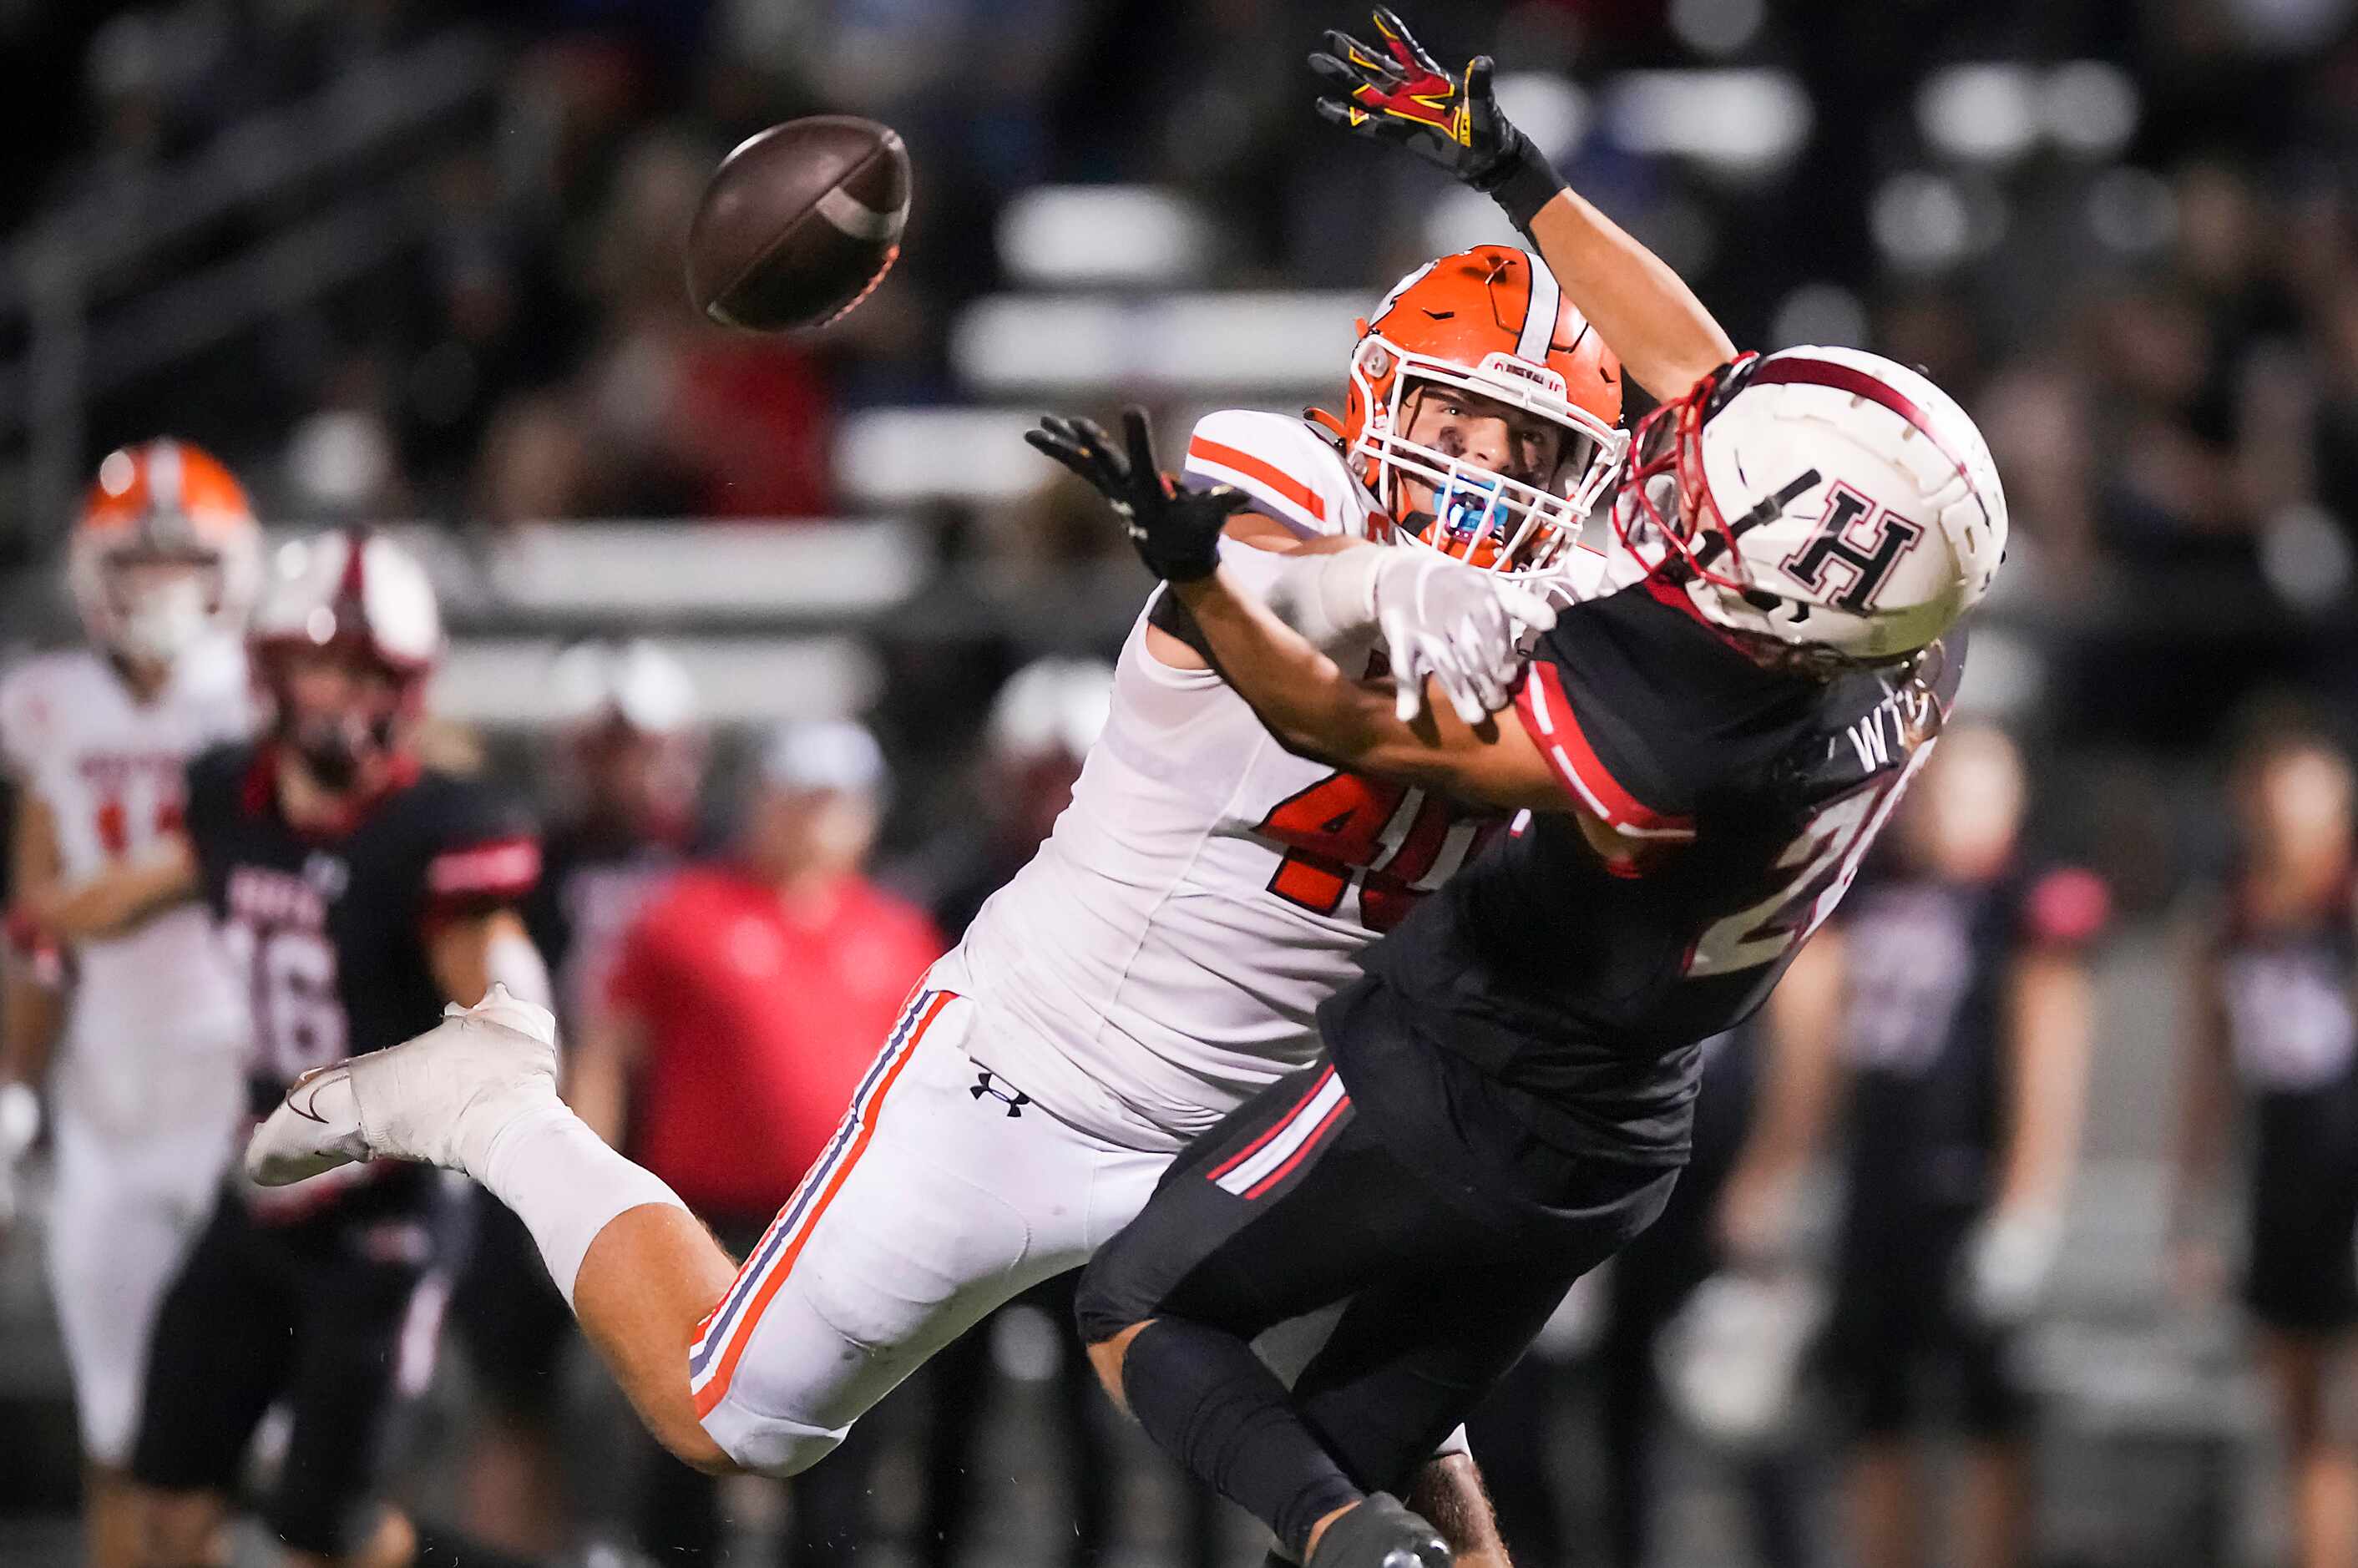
left=479, top=1104, right=689, bottom=1309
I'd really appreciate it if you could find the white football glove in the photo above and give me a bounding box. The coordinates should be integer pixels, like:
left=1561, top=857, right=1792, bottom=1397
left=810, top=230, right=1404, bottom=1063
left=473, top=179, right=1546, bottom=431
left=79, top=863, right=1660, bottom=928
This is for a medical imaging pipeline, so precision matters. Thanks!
left=1954, top=1205, right=2065, bottom=1331
left=1370, top=553, right=1557, bottom=725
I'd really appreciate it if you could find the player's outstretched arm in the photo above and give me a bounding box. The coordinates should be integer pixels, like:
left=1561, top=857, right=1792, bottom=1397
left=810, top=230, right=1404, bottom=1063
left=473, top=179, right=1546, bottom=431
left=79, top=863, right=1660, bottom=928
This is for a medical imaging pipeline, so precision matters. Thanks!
left=1311, top=8, right=1735, bottom=400
left=1031, top=409, right=1607, bottom=825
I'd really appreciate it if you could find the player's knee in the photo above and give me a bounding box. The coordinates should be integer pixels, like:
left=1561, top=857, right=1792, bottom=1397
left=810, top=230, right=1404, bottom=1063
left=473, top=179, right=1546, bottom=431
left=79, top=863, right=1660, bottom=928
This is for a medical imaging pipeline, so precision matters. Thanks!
left=650, top=1408, right=742, bottom=1476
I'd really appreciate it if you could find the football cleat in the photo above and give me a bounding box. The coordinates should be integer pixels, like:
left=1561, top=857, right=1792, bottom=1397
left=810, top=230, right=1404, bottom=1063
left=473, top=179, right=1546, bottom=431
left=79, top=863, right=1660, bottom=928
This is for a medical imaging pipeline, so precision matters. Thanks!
left=1306, top=1494, right=1452, bottom=1568
left=245, top=984, right=559, bottom=1187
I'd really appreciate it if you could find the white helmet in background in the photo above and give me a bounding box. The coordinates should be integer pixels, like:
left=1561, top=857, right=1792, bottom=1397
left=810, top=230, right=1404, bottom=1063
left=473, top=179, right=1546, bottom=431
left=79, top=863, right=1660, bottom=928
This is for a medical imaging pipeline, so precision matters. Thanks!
left=1613, top=347, right=2006, bottom=665
left=250, top=528, right=442, bottom=674
left=549, top=639, right=699, bottom=736
left=249, top=529, right=442, bottom=787
left=986, top=657, right=1114, bottom=765
left=68, top=438, right=262, bottom=666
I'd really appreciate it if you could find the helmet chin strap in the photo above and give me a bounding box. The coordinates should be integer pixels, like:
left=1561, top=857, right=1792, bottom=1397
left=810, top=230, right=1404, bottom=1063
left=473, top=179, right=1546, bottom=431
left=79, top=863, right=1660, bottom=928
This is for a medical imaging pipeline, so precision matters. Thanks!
left=1668, top=468, right=1823, bottom=615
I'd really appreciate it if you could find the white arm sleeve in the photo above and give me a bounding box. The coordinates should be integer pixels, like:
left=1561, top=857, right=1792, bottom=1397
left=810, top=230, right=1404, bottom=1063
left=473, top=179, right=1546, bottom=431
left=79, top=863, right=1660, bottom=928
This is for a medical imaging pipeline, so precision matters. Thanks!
left=1214, top=537, right=1387, bottom=659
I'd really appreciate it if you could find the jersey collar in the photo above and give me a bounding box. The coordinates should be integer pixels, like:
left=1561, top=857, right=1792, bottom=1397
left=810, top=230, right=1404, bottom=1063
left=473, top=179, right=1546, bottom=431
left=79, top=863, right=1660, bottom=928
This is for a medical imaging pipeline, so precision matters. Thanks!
left=241, top=741, right=422, bottom=839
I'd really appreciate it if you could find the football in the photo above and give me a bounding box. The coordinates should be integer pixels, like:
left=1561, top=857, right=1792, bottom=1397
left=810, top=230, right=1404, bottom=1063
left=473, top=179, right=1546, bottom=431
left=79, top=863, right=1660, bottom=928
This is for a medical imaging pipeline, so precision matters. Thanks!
left=685, top=115, right=912, bottom=332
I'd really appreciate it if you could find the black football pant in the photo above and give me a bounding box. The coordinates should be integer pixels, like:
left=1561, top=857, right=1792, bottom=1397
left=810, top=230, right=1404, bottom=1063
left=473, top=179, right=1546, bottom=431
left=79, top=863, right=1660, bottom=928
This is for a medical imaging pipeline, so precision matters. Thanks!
left=1075, top=1058, right=1675, bottom=1557
left=131, top=1191, right=443, bottom=1557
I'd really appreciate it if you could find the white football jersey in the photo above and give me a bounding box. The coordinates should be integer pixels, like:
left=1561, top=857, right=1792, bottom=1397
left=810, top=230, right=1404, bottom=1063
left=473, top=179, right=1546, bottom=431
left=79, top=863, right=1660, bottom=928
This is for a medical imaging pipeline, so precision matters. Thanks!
left=950, top=410, right=1608, bottom=1150
left=0, top=639, right=252, bottom=1117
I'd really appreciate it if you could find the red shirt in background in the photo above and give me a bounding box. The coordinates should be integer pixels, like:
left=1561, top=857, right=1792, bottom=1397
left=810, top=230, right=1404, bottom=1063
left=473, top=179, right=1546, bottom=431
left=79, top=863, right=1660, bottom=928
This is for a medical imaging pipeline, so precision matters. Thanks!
left=605, top=865, right=944, bottom=1217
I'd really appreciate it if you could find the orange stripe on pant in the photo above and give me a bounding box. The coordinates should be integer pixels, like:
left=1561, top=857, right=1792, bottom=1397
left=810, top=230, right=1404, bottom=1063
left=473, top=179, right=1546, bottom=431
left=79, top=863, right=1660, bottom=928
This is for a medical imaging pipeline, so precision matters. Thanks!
left=690, top=989, right=953, bottom=1420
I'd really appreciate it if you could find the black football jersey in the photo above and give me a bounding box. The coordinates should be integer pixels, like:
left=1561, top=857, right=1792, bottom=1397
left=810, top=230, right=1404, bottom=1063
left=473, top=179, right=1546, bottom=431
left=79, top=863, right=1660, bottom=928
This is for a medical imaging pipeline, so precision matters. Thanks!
left=185, top=743, right=540, bottom=1115
left=2210, top=889, right=2358, bottom=1157
left=1836, top=863, right=2108, bottom=1213
left=1330, top=582, right=1965, bottom=1167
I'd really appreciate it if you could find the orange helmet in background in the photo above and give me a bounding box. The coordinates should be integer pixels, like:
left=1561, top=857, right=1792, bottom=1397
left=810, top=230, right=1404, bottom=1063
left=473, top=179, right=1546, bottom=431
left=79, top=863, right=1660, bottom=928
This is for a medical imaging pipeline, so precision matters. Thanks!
left=1339, top=245, right=1627, bottom=573
left=69, top=439, right=262, bottom=665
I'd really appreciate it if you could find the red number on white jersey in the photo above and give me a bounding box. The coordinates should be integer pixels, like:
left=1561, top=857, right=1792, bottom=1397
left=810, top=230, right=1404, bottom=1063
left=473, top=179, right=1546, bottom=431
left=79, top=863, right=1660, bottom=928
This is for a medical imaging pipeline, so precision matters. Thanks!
left=1255, top=771, right=1490, bottom=933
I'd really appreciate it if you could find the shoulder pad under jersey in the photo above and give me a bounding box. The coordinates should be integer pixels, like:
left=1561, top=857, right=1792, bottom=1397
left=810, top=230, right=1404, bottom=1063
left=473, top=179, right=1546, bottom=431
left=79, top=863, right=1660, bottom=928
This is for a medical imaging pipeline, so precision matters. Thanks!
left=1182, top=409, right=1370, bottom=541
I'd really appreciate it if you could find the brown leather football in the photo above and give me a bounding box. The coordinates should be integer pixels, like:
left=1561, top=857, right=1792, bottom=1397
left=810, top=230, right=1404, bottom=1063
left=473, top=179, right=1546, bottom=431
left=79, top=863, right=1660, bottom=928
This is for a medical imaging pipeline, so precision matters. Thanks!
left=685, top=116, right=911, bottom=332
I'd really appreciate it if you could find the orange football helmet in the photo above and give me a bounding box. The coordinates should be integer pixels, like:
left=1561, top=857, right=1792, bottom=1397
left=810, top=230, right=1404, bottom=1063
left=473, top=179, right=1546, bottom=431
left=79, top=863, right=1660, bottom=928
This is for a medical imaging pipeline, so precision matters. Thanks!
left=68, top=439, right=261, bottom=665
left=1337, top=245, right=1626, bottom=573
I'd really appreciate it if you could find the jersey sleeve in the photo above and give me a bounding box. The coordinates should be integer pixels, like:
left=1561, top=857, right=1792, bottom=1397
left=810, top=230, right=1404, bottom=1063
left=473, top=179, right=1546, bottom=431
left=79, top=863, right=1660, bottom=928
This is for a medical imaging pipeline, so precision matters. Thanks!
left=1510, top=612, right=1701, bottom=843
left=419, top=778, right=542, bottom=924
left=1182, top=409, right=1358, bottom=540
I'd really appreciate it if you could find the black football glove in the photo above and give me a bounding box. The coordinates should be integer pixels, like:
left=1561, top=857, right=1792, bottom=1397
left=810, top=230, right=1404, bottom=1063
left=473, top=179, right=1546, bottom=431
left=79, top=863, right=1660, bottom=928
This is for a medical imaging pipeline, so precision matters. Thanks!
left=1308, top=8, right=1563, bottom=229
left=1026, top=409, right=1247, bottom=584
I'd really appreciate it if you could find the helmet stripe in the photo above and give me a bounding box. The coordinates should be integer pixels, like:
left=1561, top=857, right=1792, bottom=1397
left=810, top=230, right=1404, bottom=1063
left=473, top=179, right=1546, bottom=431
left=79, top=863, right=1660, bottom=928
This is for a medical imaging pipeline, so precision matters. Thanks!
left=1373, top=260, right=1437, bottom=324
left=1516, top=255, right=1559, bottom=362
left=149, top=440, right=185, bottom=510
left=1749, top=357, right=1971, bottom=482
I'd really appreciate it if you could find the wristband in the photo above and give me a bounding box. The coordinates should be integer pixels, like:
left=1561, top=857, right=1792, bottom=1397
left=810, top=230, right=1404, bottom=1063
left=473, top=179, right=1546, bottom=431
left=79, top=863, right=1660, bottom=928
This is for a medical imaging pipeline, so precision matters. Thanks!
left=1475, top=133, right=1568, bottom=234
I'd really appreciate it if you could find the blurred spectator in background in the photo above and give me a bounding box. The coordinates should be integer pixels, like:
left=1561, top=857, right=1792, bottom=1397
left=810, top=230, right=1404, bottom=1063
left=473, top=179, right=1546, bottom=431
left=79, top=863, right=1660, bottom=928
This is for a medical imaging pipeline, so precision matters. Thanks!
left=2171, top=717, right=2358, bottom=1568
left=448, top=639, right=708, bottom=1557
left=568, top=716, right=943, bottom=1564
left=1748, top=726, right=2107, bottom=1568
left=893, top=655, right=1118, bottom=1568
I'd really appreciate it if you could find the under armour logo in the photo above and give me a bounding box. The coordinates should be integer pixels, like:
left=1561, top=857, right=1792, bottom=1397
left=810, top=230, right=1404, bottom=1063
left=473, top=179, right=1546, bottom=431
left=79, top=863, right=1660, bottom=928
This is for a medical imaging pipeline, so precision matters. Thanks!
left=970, top=1070, right=1030, bottom=1118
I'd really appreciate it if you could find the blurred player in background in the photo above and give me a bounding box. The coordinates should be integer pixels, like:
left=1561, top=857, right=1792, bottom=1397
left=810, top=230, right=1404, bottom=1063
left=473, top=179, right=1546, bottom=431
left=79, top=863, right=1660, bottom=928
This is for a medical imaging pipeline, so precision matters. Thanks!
left=0, top=442, right=258, bottom=1568
left=1738, top=726, right=2103, bottom=1568
left=449, top=638, right=706, bottom=1558
left=43, top=527, right=547, bottom=1568
left=2171, top=720, right=2358, bottom=1568
left=566, top=716, right=942, bottom=1565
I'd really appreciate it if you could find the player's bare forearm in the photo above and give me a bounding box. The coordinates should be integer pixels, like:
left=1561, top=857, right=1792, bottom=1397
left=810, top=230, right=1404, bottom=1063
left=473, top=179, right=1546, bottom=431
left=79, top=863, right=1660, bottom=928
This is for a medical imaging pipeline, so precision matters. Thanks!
left=1993, top=948, right=2092, bottom=1215
left=427, top=908, right=548, bottom=1011
left=1525, top=189, right=1735, bottom=402
left=1171, top=570, right=1574, bottom=815
left=0, top=957, right=63, bottom=1090
left=28, top=837, right=199, bottom=942
left=564, top=1011, right=645, bottom=1148
left=1172, top=570, right=1389, bottom=760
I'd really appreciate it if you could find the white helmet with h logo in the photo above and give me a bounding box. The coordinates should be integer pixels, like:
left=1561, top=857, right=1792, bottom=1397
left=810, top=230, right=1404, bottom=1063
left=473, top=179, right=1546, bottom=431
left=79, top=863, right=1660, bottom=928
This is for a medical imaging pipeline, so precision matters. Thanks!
left=1614, top=346, right=2006, bottom=665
